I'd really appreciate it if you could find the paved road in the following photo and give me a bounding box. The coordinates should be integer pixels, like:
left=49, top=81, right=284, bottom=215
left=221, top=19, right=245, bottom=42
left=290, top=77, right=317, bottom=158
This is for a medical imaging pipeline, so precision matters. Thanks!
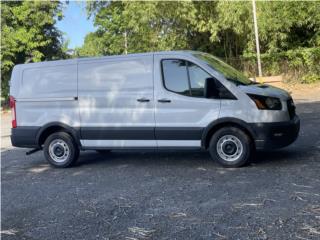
left=1, top=101, right=320, bottom=240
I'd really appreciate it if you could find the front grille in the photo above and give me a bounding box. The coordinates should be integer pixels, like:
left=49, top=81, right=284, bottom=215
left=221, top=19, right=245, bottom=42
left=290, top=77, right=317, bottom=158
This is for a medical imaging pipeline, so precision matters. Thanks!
left=287, top=98, right=296, bottom=119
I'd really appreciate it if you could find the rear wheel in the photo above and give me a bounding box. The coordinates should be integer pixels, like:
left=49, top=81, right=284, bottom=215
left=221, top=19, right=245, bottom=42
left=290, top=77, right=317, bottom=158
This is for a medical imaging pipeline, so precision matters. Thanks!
left=44, top=132, right=79, bottom=168
left=209, top=127, right=252, bottom=168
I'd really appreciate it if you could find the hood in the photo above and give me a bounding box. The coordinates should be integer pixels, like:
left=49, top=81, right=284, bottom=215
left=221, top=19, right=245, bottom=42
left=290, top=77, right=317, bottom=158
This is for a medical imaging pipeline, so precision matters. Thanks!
left=239, top=83, right=291, bottom=100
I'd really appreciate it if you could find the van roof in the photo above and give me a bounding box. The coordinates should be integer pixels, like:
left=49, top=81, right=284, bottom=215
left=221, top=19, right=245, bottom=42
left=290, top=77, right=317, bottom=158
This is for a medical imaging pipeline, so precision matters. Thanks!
left=14, top=50, right=203, bottom=69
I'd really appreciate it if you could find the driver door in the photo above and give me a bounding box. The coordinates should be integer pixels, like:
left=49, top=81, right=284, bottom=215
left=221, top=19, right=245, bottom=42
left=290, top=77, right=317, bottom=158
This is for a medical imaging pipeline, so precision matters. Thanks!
left=154, top=54, right=221, bottom=148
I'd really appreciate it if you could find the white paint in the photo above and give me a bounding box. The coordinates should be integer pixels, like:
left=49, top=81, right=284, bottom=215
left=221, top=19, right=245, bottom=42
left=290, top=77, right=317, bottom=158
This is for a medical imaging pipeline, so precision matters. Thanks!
left=81, top=140, right=157, bottom=148
left=81, top=139, right=201, bottom=148
left=157, top=140, right=201, bottom=147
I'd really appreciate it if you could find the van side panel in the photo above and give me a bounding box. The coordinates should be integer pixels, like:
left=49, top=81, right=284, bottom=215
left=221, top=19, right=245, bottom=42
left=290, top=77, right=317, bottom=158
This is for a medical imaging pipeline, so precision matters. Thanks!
left=78, top=56, right=156, bottom=148
left=18, top=64, right=77, bottom=99
left=9, top=65, right=23, bottom=97
left=14, top=64, right=79, bottom=127
left=15, top=100, right=80, bottom=127
left=10, top=63, right=80, bottom=147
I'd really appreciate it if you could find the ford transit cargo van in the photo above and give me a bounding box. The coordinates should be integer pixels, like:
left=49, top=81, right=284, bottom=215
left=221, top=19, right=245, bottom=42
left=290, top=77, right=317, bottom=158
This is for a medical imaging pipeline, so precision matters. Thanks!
left=10, top=51, right=300, bottom=168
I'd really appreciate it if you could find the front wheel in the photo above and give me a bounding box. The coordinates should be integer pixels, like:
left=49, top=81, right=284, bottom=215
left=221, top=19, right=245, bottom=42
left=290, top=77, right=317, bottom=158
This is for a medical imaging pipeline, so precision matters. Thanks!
left=44, top=132, right=79, bottom=168
left=209, top=127, right=252, bottom=168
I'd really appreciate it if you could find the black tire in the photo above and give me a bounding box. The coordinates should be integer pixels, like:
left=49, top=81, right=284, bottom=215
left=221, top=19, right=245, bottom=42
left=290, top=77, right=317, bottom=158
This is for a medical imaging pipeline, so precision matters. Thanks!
left=96, top=150, right=111, bottom=154
left=43, top=132, right=79, bottom=168
left=208, top=127, right=252, bottom=168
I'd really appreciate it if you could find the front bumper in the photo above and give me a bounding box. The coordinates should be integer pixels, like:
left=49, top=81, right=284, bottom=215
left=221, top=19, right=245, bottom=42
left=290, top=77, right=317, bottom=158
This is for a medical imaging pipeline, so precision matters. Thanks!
left=250, top=115, right=300, bottom=150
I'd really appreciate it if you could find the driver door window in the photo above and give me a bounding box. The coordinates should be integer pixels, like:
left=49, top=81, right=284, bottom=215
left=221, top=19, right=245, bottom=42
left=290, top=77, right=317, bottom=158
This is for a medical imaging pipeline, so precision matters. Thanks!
left=162, top=59, right=212, bottom=98
left=188, top=61, right=211, bottom=97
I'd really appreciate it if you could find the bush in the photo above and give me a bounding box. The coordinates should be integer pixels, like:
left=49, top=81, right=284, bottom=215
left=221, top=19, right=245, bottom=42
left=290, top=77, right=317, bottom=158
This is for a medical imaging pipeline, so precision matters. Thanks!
left=228, top=47, right=320, bottom=83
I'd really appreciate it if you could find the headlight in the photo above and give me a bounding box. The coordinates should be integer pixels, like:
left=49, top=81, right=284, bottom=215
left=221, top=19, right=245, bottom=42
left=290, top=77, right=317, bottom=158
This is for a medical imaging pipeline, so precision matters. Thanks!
left=247, top=94, right=282, bottom=110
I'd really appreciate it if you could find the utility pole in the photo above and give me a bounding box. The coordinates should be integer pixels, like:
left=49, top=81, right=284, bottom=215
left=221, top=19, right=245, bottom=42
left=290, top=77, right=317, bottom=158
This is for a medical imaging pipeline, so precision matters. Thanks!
left=252, top=0, right=262, bottom=77
left=124, top=30, right=128, bottom=55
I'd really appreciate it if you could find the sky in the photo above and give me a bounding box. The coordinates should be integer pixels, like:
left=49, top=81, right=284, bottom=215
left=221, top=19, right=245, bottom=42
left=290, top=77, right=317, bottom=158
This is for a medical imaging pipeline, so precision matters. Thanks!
left=56, top=1, right=95, bottom=49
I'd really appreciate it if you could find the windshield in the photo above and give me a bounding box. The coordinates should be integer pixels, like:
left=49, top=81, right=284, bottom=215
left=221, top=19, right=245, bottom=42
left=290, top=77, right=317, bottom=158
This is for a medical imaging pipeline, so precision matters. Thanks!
left=193, top=53, right=253, bottom=86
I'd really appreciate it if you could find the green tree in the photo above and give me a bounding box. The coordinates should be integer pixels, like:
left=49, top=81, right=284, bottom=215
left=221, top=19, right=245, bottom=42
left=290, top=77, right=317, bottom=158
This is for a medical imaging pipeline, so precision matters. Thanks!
left=1, top=1, right=66, bottom=100
left=81, top=1, right=197, bottom=55
left=192, top=1, right=253, bottom=59
left=257, top=1, right=320, bottom=53
left=81, top=1, right=319, bottom=56
left=75, top=32, right=105, bottom=57
left=81, top=1, right=254, bottom=59
left=17, top=1, right=318, bottom=82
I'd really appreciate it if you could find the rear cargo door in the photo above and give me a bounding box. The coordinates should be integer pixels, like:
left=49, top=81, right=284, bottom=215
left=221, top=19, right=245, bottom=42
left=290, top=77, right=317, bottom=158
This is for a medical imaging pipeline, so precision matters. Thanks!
left=78, top=55, right=156, bottom=148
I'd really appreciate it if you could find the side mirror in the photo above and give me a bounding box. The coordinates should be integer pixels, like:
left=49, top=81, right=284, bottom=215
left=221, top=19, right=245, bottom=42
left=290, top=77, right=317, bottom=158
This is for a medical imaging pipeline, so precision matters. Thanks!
left=204, top=77, right=219, bottom=98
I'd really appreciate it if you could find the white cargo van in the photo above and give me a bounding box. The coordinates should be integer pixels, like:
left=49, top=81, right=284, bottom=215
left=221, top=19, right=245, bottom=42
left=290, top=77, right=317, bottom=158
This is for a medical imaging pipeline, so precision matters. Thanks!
left=10, top=51, right=300, bottom=168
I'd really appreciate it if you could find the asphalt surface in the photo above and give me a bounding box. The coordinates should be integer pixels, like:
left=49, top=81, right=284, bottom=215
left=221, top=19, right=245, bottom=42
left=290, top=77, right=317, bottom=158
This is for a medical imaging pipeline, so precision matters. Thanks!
left=1, top=101, right=320, bottom=240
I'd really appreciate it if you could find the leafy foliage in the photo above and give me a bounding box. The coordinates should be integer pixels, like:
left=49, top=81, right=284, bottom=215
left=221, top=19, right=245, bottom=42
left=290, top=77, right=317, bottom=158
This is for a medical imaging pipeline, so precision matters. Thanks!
left=240, top=47, right=320, bottom=83
left=79, top=1, right=320, bottom=82
left=1, top=1, right=66, bottom=100
left=81, top=1, right=196, bottom=55
left=257, top=1, right=320, bottom=53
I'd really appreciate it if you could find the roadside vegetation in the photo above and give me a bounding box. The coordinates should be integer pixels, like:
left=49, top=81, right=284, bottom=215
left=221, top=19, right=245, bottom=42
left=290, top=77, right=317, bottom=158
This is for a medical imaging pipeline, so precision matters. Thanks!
left=1, top=1, right=67, bottom=103
left=1, top=1, right=320, bottom=105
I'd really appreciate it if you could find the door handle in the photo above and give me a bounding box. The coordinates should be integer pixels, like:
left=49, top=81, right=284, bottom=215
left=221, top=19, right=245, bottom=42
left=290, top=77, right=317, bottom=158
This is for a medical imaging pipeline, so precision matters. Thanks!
left=158, top=99, right=171, bottom=103
left=137, top=98, right=150, bottom=102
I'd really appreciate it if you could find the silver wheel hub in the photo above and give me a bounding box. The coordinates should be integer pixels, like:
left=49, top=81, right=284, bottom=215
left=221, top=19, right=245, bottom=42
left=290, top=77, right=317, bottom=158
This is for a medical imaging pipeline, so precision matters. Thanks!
left=216, top=135, right=243, bottom=162
left=48, top=139, right=70, bottom=163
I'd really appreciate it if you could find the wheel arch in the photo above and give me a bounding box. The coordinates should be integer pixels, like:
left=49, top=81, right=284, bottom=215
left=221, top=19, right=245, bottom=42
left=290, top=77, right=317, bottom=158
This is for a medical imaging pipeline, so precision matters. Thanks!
left=36, top=122, right=81, bottom=147
left=201, top=118, right=256, bottom=149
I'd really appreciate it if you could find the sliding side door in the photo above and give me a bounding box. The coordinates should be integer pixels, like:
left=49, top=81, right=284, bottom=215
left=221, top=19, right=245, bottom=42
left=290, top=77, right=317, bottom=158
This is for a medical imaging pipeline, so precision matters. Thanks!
left=78, top=55, right=156, bottom=148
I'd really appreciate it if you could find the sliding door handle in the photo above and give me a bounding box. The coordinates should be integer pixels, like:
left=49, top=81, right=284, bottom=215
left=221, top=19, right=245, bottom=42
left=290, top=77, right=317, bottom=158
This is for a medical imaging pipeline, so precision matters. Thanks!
left=137, top=98, right=150, bottom=102
left=158, top=99, right=171, bottom=103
